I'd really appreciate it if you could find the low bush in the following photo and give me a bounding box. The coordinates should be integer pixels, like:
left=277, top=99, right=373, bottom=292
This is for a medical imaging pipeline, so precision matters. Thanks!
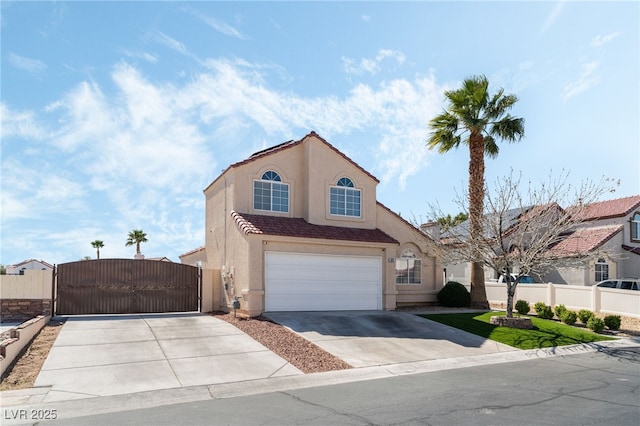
left=554, top=304, right=567, bottom=319
left=437, top=281, right=470, bottom=307
left=603, top=315, right=621, bottom=330
left=534, top=302, right=554, bottom=319
left=515, top=300, right=530, bottom=315
left=560, top=310, right=578, bottom=326
left=587, top=317, right=605, bottom=333
left=578, top=309, right=594, bottom=324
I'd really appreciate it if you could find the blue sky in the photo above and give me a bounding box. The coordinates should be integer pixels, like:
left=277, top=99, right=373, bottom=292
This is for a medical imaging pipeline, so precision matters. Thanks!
left=2, top=1, right=638, bottom=265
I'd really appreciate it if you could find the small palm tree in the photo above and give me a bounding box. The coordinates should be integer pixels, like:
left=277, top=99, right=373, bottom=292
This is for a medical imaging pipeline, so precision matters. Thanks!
left=126, top=229, right=148, bottom=255
left=427, top=75, right=524, bottom=308
left=90, top=240, right=104, bottom=259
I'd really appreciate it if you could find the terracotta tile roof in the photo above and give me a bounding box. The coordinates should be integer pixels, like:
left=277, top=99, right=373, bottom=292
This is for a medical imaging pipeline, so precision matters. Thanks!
left=230, top=211, right=398, bottom=244
left=622, top=244, right=640, bottom=256
left=546, top=225, right=623, bottom=257
left=572, top=195, right=640, bottom=221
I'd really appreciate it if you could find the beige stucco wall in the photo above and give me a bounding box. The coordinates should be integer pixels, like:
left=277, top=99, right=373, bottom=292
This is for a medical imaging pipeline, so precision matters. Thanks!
left=376, top=205, right=444, bottom=305
left=0, top=270, right=52, bottom=299
left=202, top=133, right=445, bottom=315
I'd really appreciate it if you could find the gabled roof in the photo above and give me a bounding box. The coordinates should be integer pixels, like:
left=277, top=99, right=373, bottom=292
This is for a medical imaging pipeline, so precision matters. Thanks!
left=8, top=259, right=54, bottom=269
left=377, top=202, right=436, bottom=243
left=230, top=211, right=398, bottom=244
left=146, top=257, right=173, bottom=262
left=572, top=195, right=640, bottom=221
left=179, top=246, right=205, bottom=258
left=546, top=225, right=623, bottom=258
left=204, top=131, right=379, bottom=192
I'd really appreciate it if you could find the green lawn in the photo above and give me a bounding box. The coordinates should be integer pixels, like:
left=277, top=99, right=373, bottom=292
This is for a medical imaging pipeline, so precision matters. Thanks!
left=421, top=311, right=615, bottom=350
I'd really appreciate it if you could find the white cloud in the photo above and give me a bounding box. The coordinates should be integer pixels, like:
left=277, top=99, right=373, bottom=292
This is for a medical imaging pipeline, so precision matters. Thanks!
left=539, top=2, right=565, bottom=36
left=120, top=49, right=158, bottom=63
left=0, top=103, right=47, bottom=139
left=342, top=49, right=406, bottom=76
left=194, top=12, right=247, bottom=40
left=591, top=32, right=620, bottom=47
left=562, top=60, right=599, bottom=102
left=361, top=15, right=371, bottom=22
left=152, top=31, right=189, bottom=55
left=8, top=53, right=47, bottom=75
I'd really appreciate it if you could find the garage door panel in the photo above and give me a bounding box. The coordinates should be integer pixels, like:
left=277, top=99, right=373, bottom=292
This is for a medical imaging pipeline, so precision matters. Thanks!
left=265, top=252, right=381, bottom=312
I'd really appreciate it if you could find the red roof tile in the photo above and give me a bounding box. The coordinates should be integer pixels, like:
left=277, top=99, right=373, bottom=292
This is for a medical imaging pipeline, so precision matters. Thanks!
left=230, top=211, right=398, bottom=244
left=572, top=195, right=640, bottom=221
left=546, top=225, right=623, bottom=257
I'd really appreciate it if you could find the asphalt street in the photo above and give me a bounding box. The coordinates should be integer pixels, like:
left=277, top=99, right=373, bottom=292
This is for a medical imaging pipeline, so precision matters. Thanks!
left=34, top=346, right=640, bottom=426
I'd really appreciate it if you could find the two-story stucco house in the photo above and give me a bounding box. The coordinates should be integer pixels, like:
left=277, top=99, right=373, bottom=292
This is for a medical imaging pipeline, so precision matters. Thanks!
left=185, top=132, right=443, bottom=316
left=544, top=195, right=640, bottom=285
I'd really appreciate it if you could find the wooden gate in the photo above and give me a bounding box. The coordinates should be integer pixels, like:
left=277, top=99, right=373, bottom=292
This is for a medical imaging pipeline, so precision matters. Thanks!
left=55, top=259, right=200, bottom=315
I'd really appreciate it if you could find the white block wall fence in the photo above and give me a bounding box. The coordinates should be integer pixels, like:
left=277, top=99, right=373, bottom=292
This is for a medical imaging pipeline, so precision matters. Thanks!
left=475, top=282, right=640, bottom=318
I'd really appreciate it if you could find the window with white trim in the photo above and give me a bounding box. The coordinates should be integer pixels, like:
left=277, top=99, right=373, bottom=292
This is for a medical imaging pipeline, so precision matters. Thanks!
left=395, top=249, right=422, bottom=284
left=595, top=258, right=609, bottom=282
left=330, top=177, right=361, bottom=217
left=631, top=212, right=640, bottom=242
left=254, top=171, right=289, bottom=212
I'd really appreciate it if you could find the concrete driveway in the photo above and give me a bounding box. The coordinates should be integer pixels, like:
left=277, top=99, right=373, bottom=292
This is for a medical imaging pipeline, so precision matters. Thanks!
left=34, top=313, right=302, bottom=402
left=264, top=311, right=516, bottom=367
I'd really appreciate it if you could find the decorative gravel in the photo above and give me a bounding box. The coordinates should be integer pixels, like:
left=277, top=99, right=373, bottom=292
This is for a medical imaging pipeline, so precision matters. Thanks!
left=212, top=312, right=352, bottom=373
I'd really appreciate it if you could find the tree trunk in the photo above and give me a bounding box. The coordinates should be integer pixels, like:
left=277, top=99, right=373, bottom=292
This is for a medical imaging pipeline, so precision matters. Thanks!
left=468, top=131, right=489, bottom=309
left=505, top=283, right=515, bottom=318
left=97, top=249, right=100, bottom=260
left=136, top=242, right=141, bottom=255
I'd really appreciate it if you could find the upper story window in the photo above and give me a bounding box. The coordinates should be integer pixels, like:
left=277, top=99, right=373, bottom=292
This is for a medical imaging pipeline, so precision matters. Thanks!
left=330, top=177, right=361, bottom=217
left=254, top=171, right=289, bottom=213
left=595, top=258, right=609, bottom=282
left=395, top=249, right=422, bottom=284
left=631, top=212, right=640, bottom=242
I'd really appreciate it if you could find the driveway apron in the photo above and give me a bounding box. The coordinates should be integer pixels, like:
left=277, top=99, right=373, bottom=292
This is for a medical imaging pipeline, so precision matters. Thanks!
left=34, top=313, right=302, bottom=402
left=264, top=311, right=516, bottom=368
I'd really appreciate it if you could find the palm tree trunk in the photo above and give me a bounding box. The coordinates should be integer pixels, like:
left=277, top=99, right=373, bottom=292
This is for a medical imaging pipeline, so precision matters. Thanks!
left=97, top=249, right=100, bottom=260
left=136, top=242, right=141, bottom=255
left=468, top=131, right=489, bottom=309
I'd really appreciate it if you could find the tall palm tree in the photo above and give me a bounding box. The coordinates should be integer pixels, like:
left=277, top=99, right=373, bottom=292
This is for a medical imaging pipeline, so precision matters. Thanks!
left=427, top=75, right=524, bottom=308
left=125, top=229, right=148, bottom=256
left=90, top=240, right=104, bottom=259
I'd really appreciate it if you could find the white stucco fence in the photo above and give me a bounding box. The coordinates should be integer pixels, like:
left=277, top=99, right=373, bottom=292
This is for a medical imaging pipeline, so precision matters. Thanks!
left=477, top=282, right=640, bottom=318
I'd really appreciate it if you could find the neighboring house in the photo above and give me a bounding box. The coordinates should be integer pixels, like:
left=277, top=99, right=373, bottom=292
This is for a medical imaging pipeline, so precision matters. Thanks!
left=146, top=257, right=173, bottom=262
left=5, top=259, right=54, bottom=275
left=545, top=195, right=640, bottom=285
left=438, top=195, right=640, bottom=286
left=183, top=132, right=443, bottom=316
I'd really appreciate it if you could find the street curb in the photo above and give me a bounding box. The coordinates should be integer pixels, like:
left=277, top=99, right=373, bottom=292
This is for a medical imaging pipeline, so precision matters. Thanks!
left=1, top=337, right=638, bottom=424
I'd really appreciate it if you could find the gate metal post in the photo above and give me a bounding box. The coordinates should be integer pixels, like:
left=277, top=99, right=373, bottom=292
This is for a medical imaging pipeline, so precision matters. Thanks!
left=51, top=264, right=57, bottom=316
left=198, top=265, right=203, bottom=313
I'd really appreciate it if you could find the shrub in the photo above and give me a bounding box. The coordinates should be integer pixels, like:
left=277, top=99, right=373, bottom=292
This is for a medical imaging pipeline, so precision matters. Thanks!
left=514, top=300, right=530, bottom=315
left=534, top=302, right=553, bottom=319
left=603, top=315, right=621, bottom=330
left=554, top=304, right=567, bottom=319
left=587, top=317, right=605, bottom=333
left=560, top=310, right=578, bottom=325
left=437, top=281, right=470, bottom=307
left=578, top=309, right=594, bottom=323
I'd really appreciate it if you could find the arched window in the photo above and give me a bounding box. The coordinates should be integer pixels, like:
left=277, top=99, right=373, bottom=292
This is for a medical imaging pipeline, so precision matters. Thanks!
left=631, top=212, right=640, bottom=242
left=395, top=249, right=422, bottom=285
left=595, top=258, right=609, bottom=282
left=330, top=177, right=361, bottom=217
left=254, top=171, right=289, bottom=212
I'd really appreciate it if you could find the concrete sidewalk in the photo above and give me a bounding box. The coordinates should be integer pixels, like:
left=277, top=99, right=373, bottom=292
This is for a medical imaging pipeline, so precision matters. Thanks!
left=27, top=313, right=302, bottom=403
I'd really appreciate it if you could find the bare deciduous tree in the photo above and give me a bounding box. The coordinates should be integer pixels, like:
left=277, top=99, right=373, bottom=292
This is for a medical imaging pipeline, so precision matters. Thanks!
left=437, top=171, right=617, bottom=318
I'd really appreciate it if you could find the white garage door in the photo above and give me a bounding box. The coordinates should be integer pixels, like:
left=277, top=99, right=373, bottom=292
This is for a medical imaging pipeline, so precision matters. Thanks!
left=265, top=252, right=382, bottom=311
